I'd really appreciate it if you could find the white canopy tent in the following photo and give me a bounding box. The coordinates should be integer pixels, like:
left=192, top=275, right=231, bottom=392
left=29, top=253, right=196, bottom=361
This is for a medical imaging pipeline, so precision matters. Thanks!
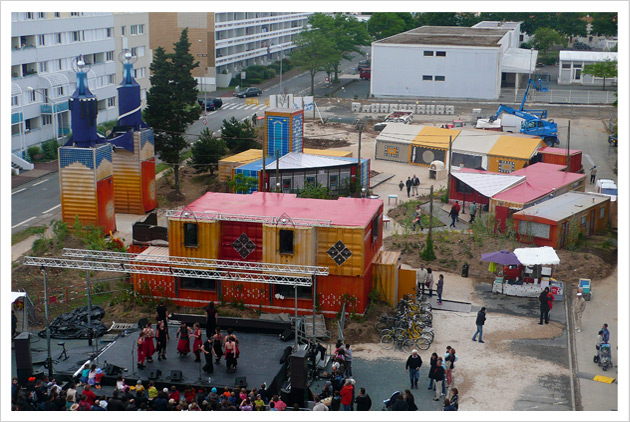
left=513, top=246, right=560, bottom=266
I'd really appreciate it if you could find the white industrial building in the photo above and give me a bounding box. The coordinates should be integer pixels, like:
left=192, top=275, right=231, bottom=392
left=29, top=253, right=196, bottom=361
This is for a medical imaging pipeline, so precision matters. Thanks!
left=11, top=12, right=151, bottom=168
left=558, top=51, right=618, bottom=86
left=370, top=22, right=537, bottom=100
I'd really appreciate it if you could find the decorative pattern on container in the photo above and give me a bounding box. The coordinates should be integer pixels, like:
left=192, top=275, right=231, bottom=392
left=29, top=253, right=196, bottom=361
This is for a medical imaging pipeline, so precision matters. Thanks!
left=219, top=221, right=263, bottom=262
left=59, top=144, right=115, bottom=233
left=316, top=226, right=365, bottom=277
left=264, top=108, right=304, bottom=157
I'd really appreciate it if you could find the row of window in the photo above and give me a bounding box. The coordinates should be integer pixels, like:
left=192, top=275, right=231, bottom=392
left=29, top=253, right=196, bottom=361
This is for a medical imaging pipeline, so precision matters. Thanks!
left=517, top=206, right=607, bottom=240
left=422, top=75, right=446, bottom=81
left=424, top=50, right=447, bottom=57
left=121, top=24, right=145, bottom=36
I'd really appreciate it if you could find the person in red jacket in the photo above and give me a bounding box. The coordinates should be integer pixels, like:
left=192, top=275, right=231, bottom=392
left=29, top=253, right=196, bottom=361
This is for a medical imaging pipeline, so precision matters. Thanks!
left=340, top=380, right=354, bottom=411
left=547, top=288, right=556, bottom=322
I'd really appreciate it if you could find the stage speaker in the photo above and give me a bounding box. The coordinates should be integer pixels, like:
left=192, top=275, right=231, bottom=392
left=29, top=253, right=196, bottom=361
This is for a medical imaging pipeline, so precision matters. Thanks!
left=279, top=346, right=292, bottom=364
left=16, top=368, right=33, bottom=386
left=290, top=349, right=308, bottom=390
left=280, top=329, right=294, bottom=342
left=149, top=369, right=162, bottom=380
left=235, top=376, right=247, bottom=388
left=170, top=370, right=182, bottom=382
left=14, top=333, right=32, bottom=370
left=104, top=364, right=124, bottom=376
left=289, top=387, right=308, bottom=409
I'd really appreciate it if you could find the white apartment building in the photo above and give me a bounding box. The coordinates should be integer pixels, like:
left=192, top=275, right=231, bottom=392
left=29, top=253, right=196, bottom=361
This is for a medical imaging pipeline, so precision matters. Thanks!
left=11, top=11, right=151, bottom=162
left=113, top=13, right=151, bottom=104
left=149, top=12, right=312, bottom=91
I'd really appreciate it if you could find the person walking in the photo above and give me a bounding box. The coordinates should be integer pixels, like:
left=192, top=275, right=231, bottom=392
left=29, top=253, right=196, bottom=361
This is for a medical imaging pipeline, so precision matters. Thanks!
left=143, top=322, right=155, bottom=363
left=155, top=301, right=169, bottom=325
left=412, top=175, right=420, bottom=196
left=405, top=177, right=412, bottom=197
left=412, top=205, right=424, bottom=231
left=454, top=201, right=461, bottom=222
left=436, top=274, right=444, bottom=305
left=398, top=180, right=404, bottom=192
left=573, top=291, right=586, bottom=332
left=472, top=307, right=486, bottom=343
left=137, top=331, right=146, bottom=369
left=155, top=320, right=169, bottom=361
left=425, top=268, right=434, bottom=296
left=212, top=327, right=224, bottom=364
left=354, top=387, right=372, bottom=411
left=405, top=349, right=423, bottom=389
left=601, top=323, right=610, bottom=343
left=427, top=352, right=438, bottom=390
left=204, top=302, right=218, bottom=340
left=469, top=201, right=477, bottom=224
left=344, top=343, right=353, bottom=377
left=590, top=165, right=597, bottom=183
left=192, top=323, right=203, bottom=362
left=539, top=288, right=550, bottom=325
left=200, top=336, right=215, bottom=374
left=445, top=347, right=456, bottom=387
left=449, top=204, right=458, bottom=228
left=431, top=357, right=446, bottom=401
left=547, top=288, right=556, bottom=322
left=225, top=335, right=238, bottom=373
left=416, top=264, right=428, bottom=297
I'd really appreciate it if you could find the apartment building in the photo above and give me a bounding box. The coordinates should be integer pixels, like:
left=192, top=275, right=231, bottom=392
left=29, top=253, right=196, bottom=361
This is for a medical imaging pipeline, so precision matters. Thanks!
left=11, top=11, right=151, bottom=162
left=148, top=12, right=311, bottom=91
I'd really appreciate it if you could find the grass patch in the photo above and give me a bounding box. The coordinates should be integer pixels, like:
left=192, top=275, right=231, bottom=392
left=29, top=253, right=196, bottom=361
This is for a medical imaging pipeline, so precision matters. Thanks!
left=12, top=225, right=47, bottom=245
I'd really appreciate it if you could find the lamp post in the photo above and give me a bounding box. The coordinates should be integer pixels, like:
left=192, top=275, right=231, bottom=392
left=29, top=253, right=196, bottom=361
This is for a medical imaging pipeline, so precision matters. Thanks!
left=27, top=86, right=61, bottom=145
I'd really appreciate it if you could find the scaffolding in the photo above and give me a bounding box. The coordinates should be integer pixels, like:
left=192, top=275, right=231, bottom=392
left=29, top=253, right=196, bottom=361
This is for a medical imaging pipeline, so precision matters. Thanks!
left=166, top=209, right=332, bottom=228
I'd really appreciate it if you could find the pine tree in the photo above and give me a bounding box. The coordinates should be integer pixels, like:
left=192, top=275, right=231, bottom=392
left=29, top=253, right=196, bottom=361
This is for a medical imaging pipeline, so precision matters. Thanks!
left=190, top=128, right=227, bottom=175
left=144, top=29, right=200, bottom=194
left=221, top=117, right=258, bottom=153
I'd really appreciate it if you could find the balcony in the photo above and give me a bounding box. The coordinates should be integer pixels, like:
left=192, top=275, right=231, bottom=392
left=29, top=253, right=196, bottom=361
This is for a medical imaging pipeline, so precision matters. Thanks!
left=41, top=101, right=69, bottom=114
left=215, top=13, right=310, bottom=31
left=215, top=41, right=295, bottom=66
left=215, top=26, right=304, bottom=49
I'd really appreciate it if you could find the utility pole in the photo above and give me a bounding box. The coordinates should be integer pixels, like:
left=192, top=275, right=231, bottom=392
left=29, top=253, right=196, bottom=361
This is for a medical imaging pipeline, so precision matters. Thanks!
left=276, top=148, right=280, bottom=192
left=261, top=133, right=266, bottom=192
left=566, top=120, right=571, bottom=173
left=429, top=185, right=434, bottom=239
left=86, top=269, right=93, bottom=350
left=42, top=267, right=53, bottom=378
left=446, top=135, right=453, bottom=198
left=357, top=121, right=363, bottom=194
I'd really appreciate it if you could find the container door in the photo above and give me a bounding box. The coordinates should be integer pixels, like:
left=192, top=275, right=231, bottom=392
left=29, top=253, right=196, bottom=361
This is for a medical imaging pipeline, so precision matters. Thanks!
left=560, top=221, right=570, bottom=247
left=219, top=221, right=263, bottom=262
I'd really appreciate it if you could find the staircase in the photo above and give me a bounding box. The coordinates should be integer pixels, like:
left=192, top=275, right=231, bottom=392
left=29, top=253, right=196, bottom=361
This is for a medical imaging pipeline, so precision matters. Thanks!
left=12, top=153, right=34, bottom=171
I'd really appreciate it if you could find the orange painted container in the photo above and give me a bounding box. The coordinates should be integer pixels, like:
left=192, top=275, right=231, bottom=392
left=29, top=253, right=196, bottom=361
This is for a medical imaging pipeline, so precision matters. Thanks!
left=316, top=226, right=365, bottom=277
left=168, top=219, right=219, bottom=259
left=141, top=158, right=157, bottom=212
left=59, top=144, right=116, bottom=233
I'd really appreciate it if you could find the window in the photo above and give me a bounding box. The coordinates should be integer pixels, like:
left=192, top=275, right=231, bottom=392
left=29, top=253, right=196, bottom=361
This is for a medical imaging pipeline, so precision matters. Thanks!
left=106, top=28, right=113, bottom=38
left=121, top=26, right=126, bottom=36
left=38, top=61, right=48, bottom=73
left=184, top=223, right=198, bottom=247
left=573, top=64, right=582, bottom=69
left=435, top=76, right=445, bottom=81
left=42, top=114, right=52, bottom=125
left=12, top=96, right=19, bottom=107
left=130, top=24, right=144, bottom=35
left=518, top=221, right=550, bottom=239
left=57, top=59, right=63, bottom=71
left=562, top=63, right=571, bottom=69
left=436, top=51, right=446, bottom=57
left=580, top=216, right=587, bottom=226
left=37, top=12, right=45, bottom=19
left=329, top=174, right=338, bottom=191
left=107, top=97, right=116, bottom=108
left=134, top=67, right=146, bottom=79
left=179, top=277, right=216, bottom=291
left=70, top=12, right=79, bottom=16
left=25, top=12, right=34, bottom=20
left=282, top=178, right=292, bottom=192
left=424, top=50, right=434, bottom=56
left=54, top=12, right=60, bottom=18
left=275, top=284, right=312, bottom=299
left=422, top=75, right=433, bottom=81
left=305, top=176, right=315, bottom=186
left=136, top=46, right=145, bottom=57
left=55, top=86, right=64, bottom=97
left=279, top=230, right=294, bottom=254
left=372, top=215, right=380, bottom=242
left=55, top=33, right=62, bottom=44
left=106, top=51, right=114, bottom=61
left=28, top=90, right=37, bottom=102
left=599, top=207, right=606, bottom=219
left=71, top=31, right=82, bottom=42
left=37, top=35, right=45, bottom=46
left=131, top=47, right=138, bottom=56
left=108, top=74, right=115, bottom=84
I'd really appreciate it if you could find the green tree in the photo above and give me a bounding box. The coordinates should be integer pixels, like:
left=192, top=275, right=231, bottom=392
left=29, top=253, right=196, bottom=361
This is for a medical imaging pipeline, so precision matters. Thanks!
left=368, top=12, right=413, bottom=39
left=229, top=173, right=258, bottom=194
left=456, top=12, right=484, bottom=27
left=421, top=231, right=436, bottom=261
left=291, top=29, right=337, bottom=96
left=144, top=29, right=200, bottom=194
left=221, top=117, right=258, bottom=153
left=190, top=128, right=228, bottom=175
left=299, top=182, right=330, bottom=199
left=583, top=59, right=617, bottom=91
left=532, top=27, right=567, bottom=53
left=590, top=12, right=617, bottom=37
left=415, top=12, right=458, bottom=27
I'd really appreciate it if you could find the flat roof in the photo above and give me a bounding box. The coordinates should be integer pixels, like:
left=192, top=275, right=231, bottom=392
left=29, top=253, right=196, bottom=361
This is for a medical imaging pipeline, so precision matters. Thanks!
left=186, top=192, right=382, bottom=227
left=452, top=129, right=501, bottom=155
left=473, top=21, right=522, bottom=29
left=488, top=135, right=544, bottom=160
left=375, top=26, right=508, bottom=47
left=559, top=51, right=618, bottom=62
left=451, top=170, right=525, bottom=197
left=263, top=152, right=365, bottom=171
left=413, top=126, right=460, bottom=149
left=219, top=148, right=263, bottom=163
left=375, top=123, right=423, bottom=145
left=514, top=191, right=610, bottom=222
left=538, top=146, right=582, bottom=156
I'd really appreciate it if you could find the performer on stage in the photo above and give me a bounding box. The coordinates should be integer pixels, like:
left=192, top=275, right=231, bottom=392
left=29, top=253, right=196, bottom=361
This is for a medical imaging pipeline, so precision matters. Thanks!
left=143, top=322, right=156, bottom=363
left=212, top=327, right=224, bottom=365
left=176, top=321, right=192, bottom=357
left=192, top=322, right=203, bottom=362
left=200, top=336, right=215, bottom=374
left=155, top=320, right=169, bottom=361
left=204, top=301, right=218, bottom=339
left=225, top=335, right=238, bottom=373
left=137, top=331, right=146, bottom=369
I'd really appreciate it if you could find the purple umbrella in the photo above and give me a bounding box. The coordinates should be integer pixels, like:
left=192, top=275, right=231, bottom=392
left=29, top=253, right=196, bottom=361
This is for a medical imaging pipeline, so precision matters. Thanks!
left=480, top=250, right=521, bottom=266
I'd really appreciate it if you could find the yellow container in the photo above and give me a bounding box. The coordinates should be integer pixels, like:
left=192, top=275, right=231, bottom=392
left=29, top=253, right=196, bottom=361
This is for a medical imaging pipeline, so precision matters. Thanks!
left=262, top=225, right=316, bottom=267
left=373, top=250, right=400, bottom=306
left=112, top=149, right=143, bottom=214
left=168, top=219, right=219, bottom=259
left=218, top=149, right=263, bottom=182
left=316, top=226, right=365, bottom=277
left=60, top=165, right=99, bottom=226
left=303, top=148, right=353, bottom=158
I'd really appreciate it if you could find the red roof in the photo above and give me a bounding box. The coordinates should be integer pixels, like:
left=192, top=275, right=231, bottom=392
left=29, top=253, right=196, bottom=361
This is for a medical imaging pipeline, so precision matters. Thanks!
left=493, top=163, right=585, bottom=204
left=538, top=147, right=582, bottom=156
left=185, top=192, right=383, bottom=227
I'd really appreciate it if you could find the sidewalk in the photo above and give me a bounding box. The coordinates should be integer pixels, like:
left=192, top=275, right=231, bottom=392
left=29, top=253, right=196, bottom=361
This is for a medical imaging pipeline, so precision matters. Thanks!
left=12, top=160, right=58, bottom=189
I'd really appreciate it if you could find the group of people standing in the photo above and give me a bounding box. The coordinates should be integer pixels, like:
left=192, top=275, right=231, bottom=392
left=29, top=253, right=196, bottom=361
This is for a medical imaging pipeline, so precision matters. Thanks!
left=136, top=301, right=240, bottom=374
left=416, top=264, right=445, bottom=304
left=404, top=347, right=459, bottom=411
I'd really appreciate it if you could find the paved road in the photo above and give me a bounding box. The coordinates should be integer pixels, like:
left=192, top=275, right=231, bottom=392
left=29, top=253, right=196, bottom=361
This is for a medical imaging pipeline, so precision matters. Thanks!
left=11, top=173, right=61, bottom=234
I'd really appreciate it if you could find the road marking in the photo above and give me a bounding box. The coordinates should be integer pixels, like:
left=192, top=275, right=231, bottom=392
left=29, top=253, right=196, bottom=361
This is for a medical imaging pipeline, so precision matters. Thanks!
left=222, top=103, right=236, bottom=109
left=12, top=216, right=36, bottom=229
left=255, top=105, right=267, bottom=110
left=235, top=104, right=247, bottom=110
left=32, top=178, right=49, bottom=186
left=42, top=204, right=61, bottom=214
left=244, top=104, right=256, bottom=110
left=12, top=188, right=26, bottom=195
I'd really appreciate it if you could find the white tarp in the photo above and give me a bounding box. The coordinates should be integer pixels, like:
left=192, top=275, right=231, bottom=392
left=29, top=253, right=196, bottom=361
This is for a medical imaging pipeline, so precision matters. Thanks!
left=502, top=48, right=538, bottom=73
left=513, top=246, right=560, bottom=266
left=451, top=171, right=525, bottom=198
left=264, top=152, right=353, bottom=171
left=11, top=292, right=26, bottom=303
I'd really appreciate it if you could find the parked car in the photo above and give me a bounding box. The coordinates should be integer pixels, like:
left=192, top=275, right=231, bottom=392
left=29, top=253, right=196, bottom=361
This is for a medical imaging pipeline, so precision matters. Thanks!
left=608, top=134, right=617, bottom=147
left=233, top=87, right=262, bottom=98
left=198, top=97, right=223, bottom=111
left=596, top=179, right=618, bottom=201
left=573, top=42, right=592, bottom=50
left=359, top=67, right=371, bottom=80
left=358, top=60, right=370, bottom=70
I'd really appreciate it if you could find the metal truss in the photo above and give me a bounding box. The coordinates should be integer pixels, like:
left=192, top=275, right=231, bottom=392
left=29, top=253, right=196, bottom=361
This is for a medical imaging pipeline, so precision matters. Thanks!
left=22, top=256, right=313, bottom=287
left=165, top=209, right=332, bottom=228
left=61, top=248, right=329, bottom=276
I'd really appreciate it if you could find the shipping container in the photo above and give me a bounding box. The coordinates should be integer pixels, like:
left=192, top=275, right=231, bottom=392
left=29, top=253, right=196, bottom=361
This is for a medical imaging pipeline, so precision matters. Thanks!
left=316, top=226, right=365, bottom=277
left=374, top=123, right=418, bottom=163
left=538, top=147, right=583, bottom=173
left=409, top=126, right=459, bottom=167
left=373, top=251, right=401, bottom=306
left=141, top=158, right=157, bottom=212
left=264, top=108, right=304, bottom=157
left=219, top=221, right=263, bottom=262
left=487, top=135, right=544, bottom=173
left=262, top=225, right=316, bottom=267
left=218, top=149, right=264, bottom=183
left=168, top=219, right=219, bottom=259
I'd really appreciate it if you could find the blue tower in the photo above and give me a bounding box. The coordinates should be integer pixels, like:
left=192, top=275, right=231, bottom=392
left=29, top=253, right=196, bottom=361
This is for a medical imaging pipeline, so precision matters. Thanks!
left=67, top=57, right=101, bottom=148
left=117, top=50, right=148, bottom=130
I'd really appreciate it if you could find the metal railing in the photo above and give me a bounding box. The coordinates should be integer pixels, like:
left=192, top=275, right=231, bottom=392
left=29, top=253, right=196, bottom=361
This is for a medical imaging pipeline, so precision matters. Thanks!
left=508, top=88, right=617, bottom=105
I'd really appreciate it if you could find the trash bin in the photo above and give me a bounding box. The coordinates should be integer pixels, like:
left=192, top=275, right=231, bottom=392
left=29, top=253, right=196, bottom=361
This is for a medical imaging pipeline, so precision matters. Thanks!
left=462, top=264, right=469, bottom=278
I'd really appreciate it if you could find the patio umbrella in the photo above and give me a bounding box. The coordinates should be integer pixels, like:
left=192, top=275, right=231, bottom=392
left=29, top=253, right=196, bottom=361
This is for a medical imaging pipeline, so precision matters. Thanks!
left=480, top=250, right=521, bottom=266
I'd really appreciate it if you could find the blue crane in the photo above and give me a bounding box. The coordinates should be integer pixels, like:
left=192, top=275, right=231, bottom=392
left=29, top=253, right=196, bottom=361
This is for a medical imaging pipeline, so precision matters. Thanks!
left=519, top=78, right=550, bottom=118
left=489, top=105, right=559, bottom=147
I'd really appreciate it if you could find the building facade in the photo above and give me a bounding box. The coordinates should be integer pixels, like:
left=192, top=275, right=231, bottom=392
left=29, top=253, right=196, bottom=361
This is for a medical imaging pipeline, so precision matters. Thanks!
left=11, top=12, right=151, bottom=161
left=558, top=51, right=618, bottom=86
left=148, top=12, right=311, bottom=90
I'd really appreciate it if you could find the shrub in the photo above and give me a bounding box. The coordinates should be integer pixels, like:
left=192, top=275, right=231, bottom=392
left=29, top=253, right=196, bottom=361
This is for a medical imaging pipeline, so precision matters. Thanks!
left=27, top=145, right=41, bottom=160
left=41, top=139, right=59, bottom=160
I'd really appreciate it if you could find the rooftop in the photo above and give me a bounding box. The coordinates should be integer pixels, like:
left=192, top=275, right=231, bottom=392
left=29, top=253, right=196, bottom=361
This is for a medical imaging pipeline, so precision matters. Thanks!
left=375, top=26, right=509, bottom=47
left=184, top=192, right=383, bottom=227
left=513, top=191, right=610, bottom=222
left=559, top=51, right=618, bottom=62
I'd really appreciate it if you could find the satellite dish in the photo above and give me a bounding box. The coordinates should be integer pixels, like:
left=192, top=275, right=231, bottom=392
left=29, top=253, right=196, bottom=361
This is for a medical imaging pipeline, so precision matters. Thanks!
left=71, top=55, right=91, bottom=73
left=118, top=49, right=138, bottom=65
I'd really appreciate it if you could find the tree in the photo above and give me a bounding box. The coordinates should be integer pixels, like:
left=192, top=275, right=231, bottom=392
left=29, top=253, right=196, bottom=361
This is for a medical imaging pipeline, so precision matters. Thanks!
left=144, top=29, right=200, bottom=194
left=590, top=13, right=617, bottom=37
left=291, top=29, right=337, bottom=96
left=415, top=12, right=458, bottom=27
left=532, top=27, right=567, bottom=53
left=368, top=12, right=413, bottom=39
left=456, top=13, right=484, bottom=27
left=299, top=182, right=331, bottom=199
left=190, top=128, right=227, bottom=175
left=583, top=59, right=617, bottom=91
left=221, top=117, right=258, bottom=153
left=229, top=173, right=258, bottom=194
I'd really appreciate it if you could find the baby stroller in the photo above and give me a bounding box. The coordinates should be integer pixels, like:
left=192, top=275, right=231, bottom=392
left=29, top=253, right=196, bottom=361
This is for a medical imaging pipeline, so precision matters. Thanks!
left=594, top=343, right=613, bottom=371
left=382, top=391, right=401, bottom=410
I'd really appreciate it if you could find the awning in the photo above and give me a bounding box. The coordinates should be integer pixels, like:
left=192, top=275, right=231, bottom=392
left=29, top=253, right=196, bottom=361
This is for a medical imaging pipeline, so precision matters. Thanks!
left=451, top=170, right=525, bottom=197
left=488, top=135, right=543, bottom=160
left=11, top=292, right=27, bottom=303
left=513, top=247, right=560, bottom=266
left=502, top=48, right=538, bottom=73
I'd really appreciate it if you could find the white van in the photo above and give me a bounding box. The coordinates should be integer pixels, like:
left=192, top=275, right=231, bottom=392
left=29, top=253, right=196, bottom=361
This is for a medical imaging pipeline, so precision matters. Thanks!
left=596, top=179, right=618, bottom=201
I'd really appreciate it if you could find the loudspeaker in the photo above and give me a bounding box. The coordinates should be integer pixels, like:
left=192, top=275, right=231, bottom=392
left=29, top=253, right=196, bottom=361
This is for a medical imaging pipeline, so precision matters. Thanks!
left=279, top=346, right=293, bottom=364
left=149, top=369, right=162, bottom=380
left=280, top=329, right=294, bottom=342
left=290, top=349, right=308, bottom=390
left=235, top=376, right=247, bottom=388
left=14, top=333, right=32, bottom=370
left=170, top=370, right=182, bottom=382
left=104, top=364, right=124, bottom=376
left=16, top=368, right=33, bottom=386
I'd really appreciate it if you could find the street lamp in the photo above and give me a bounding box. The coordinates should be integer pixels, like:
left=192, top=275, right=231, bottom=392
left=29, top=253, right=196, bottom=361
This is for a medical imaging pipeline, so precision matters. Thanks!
left=27, top=86, right=62, bottom=145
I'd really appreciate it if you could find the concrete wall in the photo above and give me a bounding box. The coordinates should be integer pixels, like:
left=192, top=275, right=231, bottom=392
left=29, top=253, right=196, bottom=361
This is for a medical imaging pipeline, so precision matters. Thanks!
left=371, top=43, right=501, bottom=100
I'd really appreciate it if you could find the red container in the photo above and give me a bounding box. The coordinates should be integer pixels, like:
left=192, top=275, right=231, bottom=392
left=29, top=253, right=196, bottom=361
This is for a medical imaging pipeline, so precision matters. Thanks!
left=538, top=147, right=583, bottom=173
left=97, top=177, right=116, bottom=233
left=141, top=158, right=157, bottom=212
left=219, top=221, right=263, bottom=261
